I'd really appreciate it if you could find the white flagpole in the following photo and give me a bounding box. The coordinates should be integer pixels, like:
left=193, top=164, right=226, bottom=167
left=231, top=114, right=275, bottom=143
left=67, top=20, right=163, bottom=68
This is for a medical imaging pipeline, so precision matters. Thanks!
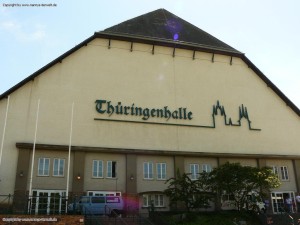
left=28, top=99, right=40, bottom=213
left=0, top=95, right=10, bottom=168
left=66, top=102, right=74, bottom=212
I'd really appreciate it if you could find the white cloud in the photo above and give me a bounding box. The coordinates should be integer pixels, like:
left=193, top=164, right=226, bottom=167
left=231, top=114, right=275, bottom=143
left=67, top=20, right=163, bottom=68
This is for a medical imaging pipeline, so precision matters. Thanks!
left=31, top=29, right=46, bottom=40
left=0, top=20, right=20, bottom=31
left=0, top=19, right=46, bottom=42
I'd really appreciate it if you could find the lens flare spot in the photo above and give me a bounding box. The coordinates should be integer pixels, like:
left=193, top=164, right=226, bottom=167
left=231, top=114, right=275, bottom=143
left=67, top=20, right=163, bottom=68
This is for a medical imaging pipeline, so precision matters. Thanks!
left=173, top=33, right=179, bottom=40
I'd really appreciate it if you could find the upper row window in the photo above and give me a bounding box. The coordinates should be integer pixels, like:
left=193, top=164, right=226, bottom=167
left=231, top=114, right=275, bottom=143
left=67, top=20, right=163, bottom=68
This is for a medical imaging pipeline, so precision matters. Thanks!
left=38, top=158, right=65, bottom=177
left=189, top=163, right=212, bottom=180
left=143, top=162, right=166, bottom=180
left=272, top=165, right=289, bottom=181
left=93, top=160, right=117, bottom=178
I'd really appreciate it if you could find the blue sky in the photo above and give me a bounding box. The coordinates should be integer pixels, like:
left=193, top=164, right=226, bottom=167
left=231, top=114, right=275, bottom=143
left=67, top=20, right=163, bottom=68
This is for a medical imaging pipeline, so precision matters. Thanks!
left=1, top=0, right=299, bottom=109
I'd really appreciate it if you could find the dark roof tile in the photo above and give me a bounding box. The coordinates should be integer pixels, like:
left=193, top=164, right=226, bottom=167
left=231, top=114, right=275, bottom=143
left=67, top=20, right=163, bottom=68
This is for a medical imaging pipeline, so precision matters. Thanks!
left=101, top=8, right=241, bottom=53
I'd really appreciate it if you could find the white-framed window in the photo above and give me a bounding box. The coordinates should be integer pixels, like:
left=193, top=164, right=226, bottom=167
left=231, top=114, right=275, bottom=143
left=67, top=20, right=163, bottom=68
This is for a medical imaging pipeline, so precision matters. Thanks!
left=271, top=165, right=279, bottom=178
left=154, top=194, right=164, bottom=207
left=87, top=191, right=121, bottom=196
left=190, top=163, right=199, bottom=180
left=202, top=164, right=212, bottom=173
left=142, top=194, right=164, bottom=207
left=107, top=161, right=117, bottom=178
left=93, top=160, right=103, bottom=178
left=280, top=166, right=289, bottom=180
left=156, top=163, right=166, bottom=180
left=143, top=162, right=153, bottom=179
left=143, top=194, right=151, bottom=207
left=53, top=158, right=65, bottom=176
left=38, top=158, right=50, bottom=176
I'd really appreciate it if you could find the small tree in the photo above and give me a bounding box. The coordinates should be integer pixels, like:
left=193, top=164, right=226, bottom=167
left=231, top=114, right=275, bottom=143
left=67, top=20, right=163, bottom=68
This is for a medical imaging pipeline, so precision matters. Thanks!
left=164, top=169, right=197, bottom=211
left=194, top=171, right=215, bottom=209
left=209, top=162, right=281, bottom=211
left=164, top=169, right=213, bottom=211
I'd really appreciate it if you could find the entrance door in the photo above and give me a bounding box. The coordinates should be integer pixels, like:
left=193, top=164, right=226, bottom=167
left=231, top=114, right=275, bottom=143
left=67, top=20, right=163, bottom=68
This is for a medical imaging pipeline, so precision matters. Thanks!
left=271, top=192, right=285, bottom=213
left=30, top=190, right=66, bottom=215
left=271, top=192, right=296, bottom=213
left=50, top=192, right=66, bottom=214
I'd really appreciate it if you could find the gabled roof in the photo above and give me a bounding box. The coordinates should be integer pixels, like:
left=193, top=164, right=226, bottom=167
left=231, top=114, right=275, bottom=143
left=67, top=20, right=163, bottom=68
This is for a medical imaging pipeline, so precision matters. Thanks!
left=0, top=9, right=299, bottom=117
left=100, top=9, right=241, bottom=54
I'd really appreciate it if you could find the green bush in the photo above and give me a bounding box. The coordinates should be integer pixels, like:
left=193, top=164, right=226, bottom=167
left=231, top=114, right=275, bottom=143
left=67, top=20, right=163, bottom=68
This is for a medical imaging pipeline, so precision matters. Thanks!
left=185, top=212, right=198, bottom=222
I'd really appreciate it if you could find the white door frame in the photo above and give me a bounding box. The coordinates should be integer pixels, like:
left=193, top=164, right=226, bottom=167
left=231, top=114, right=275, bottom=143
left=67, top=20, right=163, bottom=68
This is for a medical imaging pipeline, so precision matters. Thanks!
left=31, top=189, right=66, bottom=215
left=271, top=191, right=296, bottom=214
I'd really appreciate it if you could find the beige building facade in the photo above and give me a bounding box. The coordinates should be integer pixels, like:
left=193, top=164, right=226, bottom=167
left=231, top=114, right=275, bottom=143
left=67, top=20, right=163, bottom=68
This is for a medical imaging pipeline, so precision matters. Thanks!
left=0, top=9, right=299, bottom=215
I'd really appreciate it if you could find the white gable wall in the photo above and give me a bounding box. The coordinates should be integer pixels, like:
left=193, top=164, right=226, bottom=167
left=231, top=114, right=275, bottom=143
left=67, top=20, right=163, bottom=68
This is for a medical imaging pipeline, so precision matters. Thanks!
left=0, top=37, right=299, bottom=195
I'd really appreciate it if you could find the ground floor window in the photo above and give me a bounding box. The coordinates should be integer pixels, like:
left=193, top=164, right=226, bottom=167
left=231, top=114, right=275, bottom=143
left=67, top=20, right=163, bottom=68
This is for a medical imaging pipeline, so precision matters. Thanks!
left=154, top=194, right=164, bottom=207
left=142, top=194, right=164, bottom=207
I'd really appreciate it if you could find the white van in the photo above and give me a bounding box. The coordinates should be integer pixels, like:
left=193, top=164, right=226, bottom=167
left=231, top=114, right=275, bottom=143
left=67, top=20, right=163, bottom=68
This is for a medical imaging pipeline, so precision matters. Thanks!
left=68, top=196, right=124, bottom=215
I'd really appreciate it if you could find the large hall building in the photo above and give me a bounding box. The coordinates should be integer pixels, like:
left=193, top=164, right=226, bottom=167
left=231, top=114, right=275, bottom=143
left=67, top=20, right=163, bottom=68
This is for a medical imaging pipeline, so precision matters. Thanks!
left=0, top=9, right=299, bottom=215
